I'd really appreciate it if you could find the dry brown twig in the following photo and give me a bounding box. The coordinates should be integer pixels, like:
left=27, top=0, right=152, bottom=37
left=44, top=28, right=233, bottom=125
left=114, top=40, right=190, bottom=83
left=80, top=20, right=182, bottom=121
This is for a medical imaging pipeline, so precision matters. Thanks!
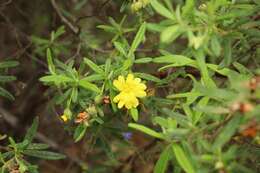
left=50, top=0, right=80, bottom=35
left=0, top=0, right=12, bottom=7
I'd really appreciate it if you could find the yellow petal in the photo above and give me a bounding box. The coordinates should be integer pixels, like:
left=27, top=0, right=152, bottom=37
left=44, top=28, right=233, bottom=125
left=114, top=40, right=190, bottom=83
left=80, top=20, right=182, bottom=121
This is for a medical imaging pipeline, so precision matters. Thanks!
left=138, top=83, right=147, bottom=90
left=125, top=102, right=133, bottom=109
left=132, top=97, right=139, bottom=107
left=134, top=78, right=141, bottom=83
left=118, top=101, right=125, bottom=108
left=118, top=75, right=125, bottom=83
left=113, top=95, right=120, bottom=103
left=61, top=115, right=68, bottom=122
left=126, top=74, right=134, bottom=82
left=113, top=80, right=124, bottom=91
left=135, top=90, right=146, bottom=97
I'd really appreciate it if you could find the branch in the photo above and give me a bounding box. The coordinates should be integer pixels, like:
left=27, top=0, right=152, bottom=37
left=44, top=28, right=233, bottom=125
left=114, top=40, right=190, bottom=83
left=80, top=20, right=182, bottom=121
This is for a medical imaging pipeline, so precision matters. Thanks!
left=50, top=0, right=80, bottom=35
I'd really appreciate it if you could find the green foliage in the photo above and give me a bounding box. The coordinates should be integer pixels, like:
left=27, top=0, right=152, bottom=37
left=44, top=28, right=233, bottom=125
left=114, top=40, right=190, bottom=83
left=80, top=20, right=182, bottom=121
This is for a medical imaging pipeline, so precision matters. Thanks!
left=3, top=0, right=260, bottom=172
left=0, top=117, right=65, bottom=173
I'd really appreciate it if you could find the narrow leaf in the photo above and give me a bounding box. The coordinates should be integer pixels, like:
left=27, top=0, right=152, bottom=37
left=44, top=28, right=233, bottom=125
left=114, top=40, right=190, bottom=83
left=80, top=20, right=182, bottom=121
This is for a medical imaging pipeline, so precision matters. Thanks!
left=0, top=61, right=19, bottom=68
left=73, top=124, right=87, bottom=142
left=84, top=58, right=104, bottom=74
left=128, top=22, right=146, bottom=58
left=46, top=48, right=56, bottom=74
left=79, top=79, right=101, bottom=93
left=24, top=117, right=39, bottom=144
left=154, top=145, right=171, bottom=173
left=128, top=123, right=164, bottom=139
left=172, top=143, right=195, bottom=173
left=23, top=150, right=66, bottom=160
left=130, top=108, right=139, bottom=121
left=150, top=0, right=175, bottom=20
left=213, top=115, right=241, bottom=150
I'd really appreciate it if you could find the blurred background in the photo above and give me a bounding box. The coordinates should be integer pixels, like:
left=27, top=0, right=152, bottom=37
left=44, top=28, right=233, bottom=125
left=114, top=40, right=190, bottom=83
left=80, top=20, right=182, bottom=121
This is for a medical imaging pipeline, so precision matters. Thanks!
left=0, top=0, right=159, bottom=172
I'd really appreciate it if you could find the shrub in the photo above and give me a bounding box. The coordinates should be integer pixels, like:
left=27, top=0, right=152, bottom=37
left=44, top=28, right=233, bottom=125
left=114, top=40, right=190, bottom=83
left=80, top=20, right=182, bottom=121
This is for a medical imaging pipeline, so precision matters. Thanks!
left=1, top=0, right=259, bottom=172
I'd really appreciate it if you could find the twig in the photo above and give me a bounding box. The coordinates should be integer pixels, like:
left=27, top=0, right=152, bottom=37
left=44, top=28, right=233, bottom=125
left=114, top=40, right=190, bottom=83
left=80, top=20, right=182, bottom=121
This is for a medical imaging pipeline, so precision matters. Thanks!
left=76, top=0, right=111, bottom=23
left=0, top=0, right=12, bottom=7
left=50, top=0, right=80, bottom=35
left=0, top=107, right=18, bottom=128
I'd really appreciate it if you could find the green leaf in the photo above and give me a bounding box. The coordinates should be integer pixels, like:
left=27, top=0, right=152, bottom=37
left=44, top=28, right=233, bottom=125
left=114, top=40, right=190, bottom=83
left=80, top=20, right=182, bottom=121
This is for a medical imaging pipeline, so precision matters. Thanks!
left=134, top=72, right=161, bottom=83
left=128, top=22, right=146, bottom=58
left=219, top=38, right=232, bottom=68
left=73, top=124, right=87, bottom=142
left=128, top=123, right=164, bottom=139
left=172, top=143, right=195, bottom=173
left=167, top=91, right=201, bottom=100
left=153, top=55, right=194, bottom=64
left=161, top=25, right=182, bottom=43
left=154, top=145, right=171, bottom=173
left=130, top=108, right=139, bottom=121
left=46, top=48, right=56, bottom=74
left=81, top=74, right=104, bottom=82
left=233, top=62, right=253, bottom=76
left=16, top=140, right=30, bottom=150
left=0, top=86, right=14, bottom=100
left=113, top=41, right=127, bottom=56
left=18, top=159, right=28, bottom=173
left=182, top=0, right=195, bottom=17
left=0, top=60, right=19, bottom=68
left=150, top=0, right=175, bottom=20
left=23, top=150, right=66, bottom=160
left=213, top=115, right=241, bottom=150
left=79, top=79, right=101, bottom=93
left=27, top=143, right=49, bottom=150
left=71, top=87, right=78, bottom=103
left=118, top=58, right=133, bottom=72
left=194, top=50, right=216, bottom=87
left=24, top=117, right=39, bottom=144
left=193, top=97, right=209, bottom=124
left=97, top=25, right=117, bottom=33
left=0, top=75, right=16, bottom=82
left=161, top=108, right=192, bottom=128
left=146, top=23, right=167, bottom=33
left=8, top=137, right=17, bottom=150
left=105, top=58, right=111, bottom=75
left=39, top=74, right=74, bottom=83
left=52, top=25, right=65, bottom=41
left=84, top=58, right=104, bottom=74
left=210, top=35, right=221, bottom=57
left=194, top=83, right=236, bottom=101
left=134, top=57, right=153, bottom=64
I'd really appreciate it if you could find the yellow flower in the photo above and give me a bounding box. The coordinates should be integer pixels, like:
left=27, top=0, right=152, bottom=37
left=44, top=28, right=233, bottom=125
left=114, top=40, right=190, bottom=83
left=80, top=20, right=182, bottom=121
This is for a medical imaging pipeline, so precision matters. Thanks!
left=131, top=0, right=150, bottom=12
left=113, top=74, right=147, bottom=109
left=61, top=114, right=68, bottom=122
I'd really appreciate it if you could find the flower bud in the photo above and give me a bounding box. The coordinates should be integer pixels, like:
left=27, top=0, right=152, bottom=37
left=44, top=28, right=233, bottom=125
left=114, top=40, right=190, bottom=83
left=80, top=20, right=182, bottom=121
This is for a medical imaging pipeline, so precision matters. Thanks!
left=131, top=1, right=143, bottom=12
left=86, top=105, right=97, bottom=115
left=94, top=95, right=103, bottom=104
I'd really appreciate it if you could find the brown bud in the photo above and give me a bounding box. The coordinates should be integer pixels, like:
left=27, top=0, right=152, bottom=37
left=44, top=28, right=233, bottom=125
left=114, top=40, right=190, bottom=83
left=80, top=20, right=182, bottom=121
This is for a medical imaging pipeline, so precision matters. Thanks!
left=103, top=96, right=110, bottom=104
left=240, top=120, right=259, bottom=138
left=230, top=102, right=254, bottom=113
left=74, top=112, right=89, bottom=124
left=241, top=126, right=257, bottom=138
left=230, top=102, right=241, bottom=112
left=239, top=102, right=254, bottom=113
left=246, top=76, right=260, bottom=90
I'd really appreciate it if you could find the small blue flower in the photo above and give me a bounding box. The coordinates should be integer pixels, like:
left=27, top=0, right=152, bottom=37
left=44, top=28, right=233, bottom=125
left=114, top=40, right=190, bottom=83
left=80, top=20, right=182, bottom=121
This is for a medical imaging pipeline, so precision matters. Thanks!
left=122, top=132, right=133, bottom=140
